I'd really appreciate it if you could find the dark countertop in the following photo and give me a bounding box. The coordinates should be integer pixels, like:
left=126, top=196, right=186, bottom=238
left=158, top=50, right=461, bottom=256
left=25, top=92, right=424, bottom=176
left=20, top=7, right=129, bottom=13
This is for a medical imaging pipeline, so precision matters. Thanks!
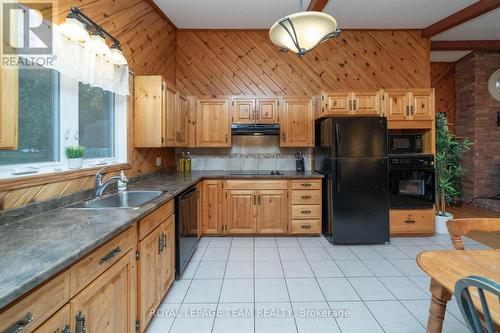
left=0, top=170, right=321, bottom=309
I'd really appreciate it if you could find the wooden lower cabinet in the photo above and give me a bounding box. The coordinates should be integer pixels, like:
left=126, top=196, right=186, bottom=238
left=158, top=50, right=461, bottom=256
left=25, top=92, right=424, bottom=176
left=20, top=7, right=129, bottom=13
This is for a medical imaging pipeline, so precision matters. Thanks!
left=158, top=217, right=175, bottom=297
left=226, top=190, right=257, bottom=234
left=257, top=190, right=288, bottom=234
left=33, top=304, right=71, bottom=333
left=70, top=250, right=137, bottom=333
left=202, top=180, right=225, bottom=234
left=390, top=208, right=435, bottom=236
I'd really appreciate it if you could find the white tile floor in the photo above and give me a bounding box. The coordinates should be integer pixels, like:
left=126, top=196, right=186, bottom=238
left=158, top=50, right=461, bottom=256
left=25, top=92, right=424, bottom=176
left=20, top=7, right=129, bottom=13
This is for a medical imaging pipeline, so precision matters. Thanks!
left=146, top=235, right=489, bottom=333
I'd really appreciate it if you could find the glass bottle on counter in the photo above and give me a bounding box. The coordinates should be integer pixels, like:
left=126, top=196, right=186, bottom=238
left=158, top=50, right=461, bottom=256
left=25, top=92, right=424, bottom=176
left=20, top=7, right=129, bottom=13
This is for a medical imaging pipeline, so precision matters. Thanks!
left=178, top=152, right=186, bottom=172
left=185, top=152, right=191, bottom=172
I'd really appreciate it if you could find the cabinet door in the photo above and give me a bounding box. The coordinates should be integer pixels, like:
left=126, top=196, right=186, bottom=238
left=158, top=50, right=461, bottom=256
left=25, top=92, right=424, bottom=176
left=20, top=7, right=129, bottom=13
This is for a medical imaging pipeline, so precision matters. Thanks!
left=0, top=66, right=18, bottom=149
left=384, top=90, right=409, bottom=121
left=226, top=190, right=256, bottom=234
left=70, top=251, right=136, bottom=333
left=176, top=95, right=188, bottom=146
left=138, top=229, right=160, bottom=330
left=158, top=217, right=175, bottom=300
left=257, top=190, right=288, bottom=234
left=232, top=98, right=255, bottom=124
left=256, top=98, right=278, bottom=124
left=202, top=180, right=224, bottom=234
left=409, top=89, right=434, bottom=120
left=33, top=304, right=71, bottom=333
left=324, top=92, right=351, bottom=115
left=280, top=98, right=313, bottom=147
left=164, top=84, right=177, bottom=147
left=187, top=97, right=197, bottom=147
left=196, top=98, right=231, bottom=147
left=352, top=91, right=381, bottom=115
left=134, top=76, right=164, bottom=147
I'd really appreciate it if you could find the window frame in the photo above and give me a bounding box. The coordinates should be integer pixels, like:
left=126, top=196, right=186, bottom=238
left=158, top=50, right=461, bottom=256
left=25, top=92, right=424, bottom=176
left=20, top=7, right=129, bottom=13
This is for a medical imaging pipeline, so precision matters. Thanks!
left=0, top=72, right=127, bottom=179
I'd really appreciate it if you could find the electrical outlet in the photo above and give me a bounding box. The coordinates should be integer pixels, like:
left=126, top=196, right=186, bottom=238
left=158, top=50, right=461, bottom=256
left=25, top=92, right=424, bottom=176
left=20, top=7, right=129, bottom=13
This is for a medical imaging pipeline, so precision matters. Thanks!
left=156, top=157, right=162, bottom=167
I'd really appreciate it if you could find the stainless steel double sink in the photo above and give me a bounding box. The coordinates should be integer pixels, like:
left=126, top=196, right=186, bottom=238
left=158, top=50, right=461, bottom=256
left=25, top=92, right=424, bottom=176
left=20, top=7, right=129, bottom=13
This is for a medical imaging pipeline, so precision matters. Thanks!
left=67, top=191, right=164, bottom=209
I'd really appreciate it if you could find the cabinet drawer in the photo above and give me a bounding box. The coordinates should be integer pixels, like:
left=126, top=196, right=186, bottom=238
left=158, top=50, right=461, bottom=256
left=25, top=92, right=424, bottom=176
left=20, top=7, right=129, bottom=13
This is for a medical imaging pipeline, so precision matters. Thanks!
left=390, top=209, right=435, bottom=235
left=226, top=180, right=287, bottom=190
left=291, top=180, right=321, bottom=190
left=291, top=205, right=321, bottom=219
left=291, top=220, right=320, bottom=234
left=0, top=271, right=70, bottom=333
left=70, top=227, right=135, bottom=297
left=292, top=190, right=321, bottom=204
left=139, top=200, right=174, bottom=240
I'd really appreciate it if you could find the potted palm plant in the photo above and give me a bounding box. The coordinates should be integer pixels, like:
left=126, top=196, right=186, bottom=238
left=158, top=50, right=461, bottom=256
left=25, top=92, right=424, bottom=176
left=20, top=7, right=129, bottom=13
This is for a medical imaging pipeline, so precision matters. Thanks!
left=435, top=113, right=472, bottom=234
left=65, top=146, right=85, bottom=169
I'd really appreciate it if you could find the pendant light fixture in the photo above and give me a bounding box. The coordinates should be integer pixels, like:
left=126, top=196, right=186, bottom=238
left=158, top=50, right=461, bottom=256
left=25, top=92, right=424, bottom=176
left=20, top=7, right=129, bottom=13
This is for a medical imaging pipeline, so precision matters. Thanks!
left=269, top=0, right=340, bottom=57
left=59, top=13, right=90, bottom=42
left=86, top=31, right=110, bottom=55
left=106, top=44, right=128, bottom=65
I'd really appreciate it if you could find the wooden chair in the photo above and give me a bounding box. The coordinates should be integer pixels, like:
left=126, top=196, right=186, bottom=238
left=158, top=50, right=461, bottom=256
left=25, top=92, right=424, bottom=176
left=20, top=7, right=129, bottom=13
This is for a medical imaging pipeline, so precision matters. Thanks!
left=454, top=276, right=500, bottom=333
left=446, top=218, right=500, bottom=250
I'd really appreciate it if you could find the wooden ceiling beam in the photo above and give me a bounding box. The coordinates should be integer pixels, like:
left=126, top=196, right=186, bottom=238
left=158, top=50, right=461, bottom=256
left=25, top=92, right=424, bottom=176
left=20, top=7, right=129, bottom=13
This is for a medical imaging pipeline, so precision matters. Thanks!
left=431, top=40, right=500, bottom=51
left=307, top=0, right=329, bottom=11
left=422, top=0, right=500, bottom=37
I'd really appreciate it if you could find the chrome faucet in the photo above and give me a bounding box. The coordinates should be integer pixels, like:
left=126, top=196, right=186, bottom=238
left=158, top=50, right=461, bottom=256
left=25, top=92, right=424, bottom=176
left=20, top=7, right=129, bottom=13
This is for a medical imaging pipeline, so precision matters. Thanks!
left=94, top=169, right=127, bottom=198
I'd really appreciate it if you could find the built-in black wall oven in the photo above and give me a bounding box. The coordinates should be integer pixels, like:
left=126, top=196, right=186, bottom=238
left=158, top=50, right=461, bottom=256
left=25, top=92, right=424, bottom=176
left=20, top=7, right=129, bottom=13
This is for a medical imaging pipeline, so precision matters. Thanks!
left=389, top=134, right=423, bottom=154
left=175, top=186, right=199, bottom=278
left=389, top=154, right=435, bottom=209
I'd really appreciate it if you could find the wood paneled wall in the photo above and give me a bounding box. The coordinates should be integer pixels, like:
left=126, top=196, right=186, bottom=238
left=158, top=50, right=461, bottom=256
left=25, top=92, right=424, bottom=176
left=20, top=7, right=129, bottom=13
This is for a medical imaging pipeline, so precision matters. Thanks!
left=431, top=62, right=455, bottom=131
left=0, top=0, right=176, bottom=211
left=176, top=30, right=431, bottom=96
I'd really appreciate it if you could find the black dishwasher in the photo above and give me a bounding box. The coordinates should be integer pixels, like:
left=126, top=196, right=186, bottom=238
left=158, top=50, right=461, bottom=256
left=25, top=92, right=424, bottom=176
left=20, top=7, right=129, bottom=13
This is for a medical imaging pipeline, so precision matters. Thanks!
left=175, top=186, right=199, bottom=278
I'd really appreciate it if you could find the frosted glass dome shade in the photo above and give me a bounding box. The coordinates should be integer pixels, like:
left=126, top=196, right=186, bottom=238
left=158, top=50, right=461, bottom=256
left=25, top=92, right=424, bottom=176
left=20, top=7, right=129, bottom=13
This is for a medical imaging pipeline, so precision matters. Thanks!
left=269, top=11, right=340, bottom=56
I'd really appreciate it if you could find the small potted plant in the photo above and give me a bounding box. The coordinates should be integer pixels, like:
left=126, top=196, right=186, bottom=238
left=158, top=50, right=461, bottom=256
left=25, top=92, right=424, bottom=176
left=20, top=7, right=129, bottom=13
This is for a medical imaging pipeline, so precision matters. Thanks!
left=435, top=113, right=472, bottom=234
left=65, top=146, right=85, bottom=169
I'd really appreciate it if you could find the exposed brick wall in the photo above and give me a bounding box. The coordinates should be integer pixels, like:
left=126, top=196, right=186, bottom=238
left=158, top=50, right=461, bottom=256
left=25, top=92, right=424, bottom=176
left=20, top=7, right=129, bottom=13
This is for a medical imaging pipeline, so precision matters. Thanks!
left=455, top=52, right=500, bottom=206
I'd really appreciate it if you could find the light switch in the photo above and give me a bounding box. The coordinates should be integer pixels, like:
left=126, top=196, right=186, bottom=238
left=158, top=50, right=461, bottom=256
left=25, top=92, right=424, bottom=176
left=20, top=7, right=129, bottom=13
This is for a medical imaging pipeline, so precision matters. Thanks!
left=156, top=157, right=162, bottom=166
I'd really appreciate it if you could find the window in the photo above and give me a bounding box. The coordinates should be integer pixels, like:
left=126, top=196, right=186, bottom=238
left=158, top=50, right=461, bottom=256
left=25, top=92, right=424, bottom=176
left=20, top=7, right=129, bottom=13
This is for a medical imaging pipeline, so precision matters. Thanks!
left=0, top=67, right=59, bottom=165
left=79, top=83, right=115, bottom=159
left=0, top=66, right=127, bottom=178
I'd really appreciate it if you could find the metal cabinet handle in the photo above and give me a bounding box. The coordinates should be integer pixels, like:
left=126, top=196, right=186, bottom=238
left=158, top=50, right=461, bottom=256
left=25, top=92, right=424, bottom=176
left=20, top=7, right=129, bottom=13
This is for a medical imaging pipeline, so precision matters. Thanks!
left=353, top=99, right=357, bottom=110
left=404, top=219, right=416, bottom=224
left=406, top=105, right=410, bottom=116
left=301, top=225, right=312, bottom=229
left=99, top=247, right=122, bottom=265
left=75, top=311, right=86, bottom=333
left=62, top=325, right=72, bottom=333
left=301, top=183, right=312, bottom=187
left=410, top=105, right=415, bottom=115
left=282, top=133, right=286, bottom=142
left=348, top=100, right=352, bottom=111
left=253, top=194, right=256, bottom=206
left=3, top=312, right=33, bottom=333
left=258, top=195, right=261, bottom=205
left=301, top=195, right=312, bottom=199
left=225, top=134, right=228, bottom=143
left=301, top=210, right=311, bottom=214
left=163, top=233, right=168, bottom=250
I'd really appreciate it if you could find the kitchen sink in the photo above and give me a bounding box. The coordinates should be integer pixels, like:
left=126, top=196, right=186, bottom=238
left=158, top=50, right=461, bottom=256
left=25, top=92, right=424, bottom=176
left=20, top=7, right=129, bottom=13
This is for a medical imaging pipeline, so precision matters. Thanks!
left=67, top=191, right=164, bottom=209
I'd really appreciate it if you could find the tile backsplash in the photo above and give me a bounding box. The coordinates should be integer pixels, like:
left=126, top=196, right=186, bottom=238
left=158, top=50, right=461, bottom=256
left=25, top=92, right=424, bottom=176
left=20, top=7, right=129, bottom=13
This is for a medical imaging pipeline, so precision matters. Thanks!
left=175, top=136, right=312, bottom=171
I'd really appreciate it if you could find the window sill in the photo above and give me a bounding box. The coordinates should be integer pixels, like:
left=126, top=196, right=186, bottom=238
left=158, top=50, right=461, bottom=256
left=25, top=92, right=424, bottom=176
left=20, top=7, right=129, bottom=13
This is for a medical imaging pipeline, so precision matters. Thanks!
left=0, top=163, right=132, bottom=192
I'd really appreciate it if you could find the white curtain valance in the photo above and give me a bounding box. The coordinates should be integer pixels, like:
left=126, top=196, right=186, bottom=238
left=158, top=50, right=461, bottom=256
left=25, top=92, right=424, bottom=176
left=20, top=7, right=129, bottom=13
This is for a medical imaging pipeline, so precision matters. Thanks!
left=49, top=25, right=129, bottom=96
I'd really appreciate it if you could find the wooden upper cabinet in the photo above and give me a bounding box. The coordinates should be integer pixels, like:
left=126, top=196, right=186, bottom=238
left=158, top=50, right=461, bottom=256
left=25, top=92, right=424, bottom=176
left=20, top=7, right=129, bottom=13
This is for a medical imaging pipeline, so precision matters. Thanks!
left=324, top=92, right=351, bottom=115
left=409, top=89, right=434, bottom=120
left=232, top=98, right=255, bottom=124
left=256, top=98, right=278, bottom=124
left=187, top=97, right=197, bottom=147
left=352, top=91, right=381, bottom=115
left=202, top=180, right=225, bottom=234
left=257, top=190, right=288, bottom=234
left=226, top=190, right=256, bottom=234
left=0, top=66, right=19, bottom=149
left=196, top=97, right=231, bottom=147
left=232, top=97, right=278, bottom=124
left=384, top=89, right=434, bottom=121
left=175, top=94, right=188, bottom=146
left=164, top=84, right=176, bottom=146
left=134, top=76, right=164, bottom=147
left=279, top=97, right=313, bottom=147
left=320, top=91, right=382, bottom=117
left=70, top=251, right=136, bottom=333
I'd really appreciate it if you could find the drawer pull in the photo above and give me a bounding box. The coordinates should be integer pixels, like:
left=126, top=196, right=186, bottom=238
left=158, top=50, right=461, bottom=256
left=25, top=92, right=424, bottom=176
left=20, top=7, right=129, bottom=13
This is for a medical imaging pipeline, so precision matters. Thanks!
left=75, top=311, right=86, bottom=333
left=62, top=325, right=72, bottom=333
left=99, top=247, right=122, bottom=265
left=3, top=312, right=33, bottom=333
left=301, top=225, right=312, bottom=229
left=301, top=195, right=312, bottom=199
left=301, top=183, right=312, bottom=187
left=404, top=219, right=416, bottom=224
left=301, top=210, right=312, bottom=214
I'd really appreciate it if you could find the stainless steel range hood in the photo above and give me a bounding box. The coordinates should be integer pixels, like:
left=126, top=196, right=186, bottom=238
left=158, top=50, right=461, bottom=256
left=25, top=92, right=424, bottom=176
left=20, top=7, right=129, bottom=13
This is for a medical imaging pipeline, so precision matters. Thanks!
left=231, top=124, right=280, bottom=136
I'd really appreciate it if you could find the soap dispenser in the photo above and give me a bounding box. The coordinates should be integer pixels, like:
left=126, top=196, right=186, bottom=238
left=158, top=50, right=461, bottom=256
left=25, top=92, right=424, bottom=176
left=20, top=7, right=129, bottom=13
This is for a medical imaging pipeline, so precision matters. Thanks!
left=118, top=170, right=128, bottom=191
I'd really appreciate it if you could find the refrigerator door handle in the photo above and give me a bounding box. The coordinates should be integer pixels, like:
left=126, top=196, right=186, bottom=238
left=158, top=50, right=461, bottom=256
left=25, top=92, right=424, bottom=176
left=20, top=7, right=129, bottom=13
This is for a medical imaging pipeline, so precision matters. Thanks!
left=335, top=123, right=341, bottom=157
left=336, top=160, right=342, bottom=193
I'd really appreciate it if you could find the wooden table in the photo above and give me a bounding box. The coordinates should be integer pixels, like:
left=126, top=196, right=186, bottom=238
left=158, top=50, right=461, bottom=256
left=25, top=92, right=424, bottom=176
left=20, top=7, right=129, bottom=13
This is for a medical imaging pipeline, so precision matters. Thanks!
left=416, top=249, right=500, bottom=333
left=467, top=230, right=500, bottom=249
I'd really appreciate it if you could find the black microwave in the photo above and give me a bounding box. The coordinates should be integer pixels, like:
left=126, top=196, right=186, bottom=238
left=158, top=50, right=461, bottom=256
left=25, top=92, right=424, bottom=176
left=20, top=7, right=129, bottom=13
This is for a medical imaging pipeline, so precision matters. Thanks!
left=389, top=134, right=423, bottom=154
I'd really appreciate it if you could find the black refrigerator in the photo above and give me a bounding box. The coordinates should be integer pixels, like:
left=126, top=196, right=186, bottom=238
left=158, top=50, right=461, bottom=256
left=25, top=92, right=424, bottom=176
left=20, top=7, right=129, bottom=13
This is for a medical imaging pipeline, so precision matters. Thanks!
left=314, top=117, right=389, bottom=244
